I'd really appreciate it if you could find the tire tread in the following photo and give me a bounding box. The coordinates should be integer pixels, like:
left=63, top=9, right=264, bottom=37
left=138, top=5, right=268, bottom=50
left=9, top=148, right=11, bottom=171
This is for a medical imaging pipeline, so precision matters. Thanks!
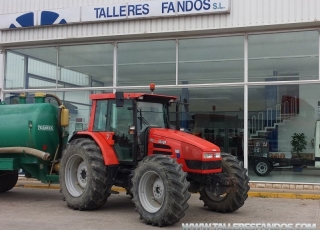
left=200, top=153, right=250, bottom=213
left=60, top=138, right=111, bottom=210
left=131, top=155, right=190, bottom=227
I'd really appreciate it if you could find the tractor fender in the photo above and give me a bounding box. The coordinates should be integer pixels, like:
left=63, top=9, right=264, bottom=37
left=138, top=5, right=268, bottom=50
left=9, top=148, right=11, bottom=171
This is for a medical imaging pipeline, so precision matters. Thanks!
left=69, top=131, right=119, bottom=165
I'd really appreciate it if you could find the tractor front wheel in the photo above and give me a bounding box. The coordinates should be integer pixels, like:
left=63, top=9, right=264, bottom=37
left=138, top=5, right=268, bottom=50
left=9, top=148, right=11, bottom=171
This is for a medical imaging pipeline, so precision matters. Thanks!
left=0, top=170, right=18, bottom=193
left=60, top=138, right=111, bottom=210
left=131, top=155, right=190, bottom=227
left=200, top=153, right=250, bottom=213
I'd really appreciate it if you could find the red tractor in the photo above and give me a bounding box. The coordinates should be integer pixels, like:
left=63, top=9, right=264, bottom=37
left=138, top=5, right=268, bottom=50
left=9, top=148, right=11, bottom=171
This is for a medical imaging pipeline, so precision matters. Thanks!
left=59, top=86, right=249, bottom=227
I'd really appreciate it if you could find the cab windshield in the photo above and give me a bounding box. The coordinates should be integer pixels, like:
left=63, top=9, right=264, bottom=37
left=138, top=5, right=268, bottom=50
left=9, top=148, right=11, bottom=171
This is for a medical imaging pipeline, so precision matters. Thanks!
left=136, top=101, right=167, bottom=131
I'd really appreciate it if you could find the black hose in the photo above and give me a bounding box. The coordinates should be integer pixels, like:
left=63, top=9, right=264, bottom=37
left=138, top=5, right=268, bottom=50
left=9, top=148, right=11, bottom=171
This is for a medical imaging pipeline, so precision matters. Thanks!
left=45, top=94, right=63, bottom=106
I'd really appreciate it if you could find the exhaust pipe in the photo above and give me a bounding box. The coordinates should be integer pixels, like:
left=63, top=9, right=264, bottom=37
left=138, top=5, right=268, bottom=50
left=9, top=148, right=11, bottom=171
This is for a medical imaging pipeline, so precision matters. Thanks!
left=0, top=147, right=51, bottom=161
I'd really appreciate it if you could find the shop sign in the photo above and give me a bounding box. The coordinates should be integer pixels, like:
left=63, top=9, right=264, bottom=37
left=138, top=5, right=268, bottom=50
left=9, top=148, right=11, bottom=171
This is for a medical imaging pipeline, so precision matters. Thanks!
left=82, top=0, right=230, bottom=21
left=0, top=0, right=230, bottom=30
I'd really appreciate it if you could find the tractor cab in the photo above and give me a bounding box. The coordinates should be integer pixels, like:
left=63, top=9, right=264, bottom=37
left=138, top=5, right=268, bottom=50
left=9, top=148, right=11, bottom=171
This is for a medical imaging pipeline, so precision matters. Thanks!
left=90, top=89, right=176, bottom=165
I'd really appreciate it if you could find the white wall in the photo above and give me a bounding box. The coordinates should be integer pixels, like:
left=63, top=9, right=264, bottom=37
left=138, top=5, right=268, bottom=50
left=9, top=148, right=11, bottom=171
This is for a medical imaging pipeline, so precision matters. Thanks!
left=1, top=0, right=320, bottom=46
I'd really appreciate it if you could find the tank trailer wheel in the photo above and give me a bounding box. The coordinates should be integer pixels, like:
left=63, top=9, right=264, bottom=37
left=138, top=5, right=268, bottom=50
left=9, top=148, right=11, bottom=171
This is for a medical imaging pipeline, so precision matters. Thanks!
left=253, top=158, right=272, bottom=176
left=200, top=153, right=250, bottom=212
left=0, top=170, right=18, bottom=193
left=60, top=138, right=111, bottom=210
left=131, top=155, right=191, bottom=227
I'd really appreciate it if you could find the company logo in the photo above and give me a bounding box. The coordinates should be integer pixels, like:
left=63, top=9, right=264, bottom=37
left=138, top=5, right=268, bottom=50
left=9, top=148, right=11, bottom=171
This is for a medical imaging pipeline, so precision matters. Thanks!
left=158, top=140, right=167, bottom=145
left=38, top=125, right=54, bottom=131
left=9, top=11, right=67, bottom=28
left=40, top=11, right=67, bottom=26
left=9, top=12, right=35, bottom=28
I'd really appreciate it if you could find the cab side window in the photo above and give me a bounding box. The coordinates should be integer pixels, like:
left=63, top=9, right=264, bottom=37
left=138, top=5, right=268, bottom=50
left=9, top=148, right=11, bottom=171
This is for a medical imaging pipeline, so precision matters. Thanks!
left=93, top=100, right=108, bottom=131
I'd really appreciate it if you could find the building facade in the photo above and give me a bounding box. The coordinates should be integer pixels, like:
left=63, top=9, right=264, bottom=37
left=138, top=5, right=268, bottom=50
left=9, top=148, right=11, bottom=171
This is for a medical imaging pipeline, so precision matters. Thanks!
left=1, top=0, right=320, bottom=185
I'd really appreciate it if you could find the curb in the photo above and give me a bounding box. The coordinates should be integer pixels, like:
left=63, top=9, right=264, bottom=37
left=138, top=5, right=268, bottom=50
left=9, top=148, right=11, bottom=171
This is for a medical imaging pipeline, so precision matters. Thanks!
left=15, top=183, right=126, bottom=192
left=248, top=191, right=320, bottom=200
left=15, top=183, right=320, bottom=199
left=15, top=183, right=61, bottom=190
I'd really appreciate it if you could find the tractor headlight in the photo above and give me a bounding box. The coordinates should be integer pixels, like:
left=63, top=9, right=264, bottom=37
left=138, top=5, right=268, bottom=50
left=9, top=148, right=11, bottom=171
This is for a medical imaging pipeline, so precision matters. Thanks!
left=203, top=152, right=221, bottom=159
left=203, top=153, right=213, bottom=159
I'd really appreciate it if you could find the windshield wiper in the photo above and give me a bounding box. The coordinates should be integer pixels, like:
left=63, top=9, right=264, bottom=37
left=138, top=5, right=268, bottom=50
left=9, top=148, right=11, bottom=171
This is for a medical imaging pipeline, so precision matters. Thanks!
left=138, top=109, right=150, bottom=129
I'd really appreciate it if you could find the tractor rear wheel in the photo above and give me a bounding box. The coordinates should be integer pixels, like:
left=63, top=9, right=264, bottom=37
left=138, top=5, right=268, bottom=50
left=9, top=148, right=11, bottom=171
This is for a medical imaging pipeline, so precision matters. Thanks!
left=0, top=170, right=18, bottom=193
left=200, top=153, right=250, bottom=212
left=60, top=138, right=111, bottom=210
left=132, top=155, right=190, bottom=227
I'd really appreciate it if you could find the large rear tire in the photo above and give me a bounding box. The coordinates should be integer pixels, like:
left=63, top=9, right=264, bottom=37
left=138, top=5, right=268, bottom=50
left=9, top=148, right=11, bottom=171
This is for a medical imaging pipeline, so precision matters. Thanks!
left=60, top=138, right=111, bottom=210
left=0, top=170, right=18, bottom=193
left=131, top=155, right=190, bottom=227
left=200, top=153, right=250, bottom=212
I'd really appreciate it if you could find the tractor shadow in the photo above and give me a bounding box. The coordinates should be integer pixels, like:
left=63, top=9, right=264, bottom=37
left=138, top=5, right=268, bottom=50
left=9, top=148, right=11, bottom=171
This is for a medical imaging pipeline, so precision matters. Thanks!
left=100, top=192, right=136, bottom=211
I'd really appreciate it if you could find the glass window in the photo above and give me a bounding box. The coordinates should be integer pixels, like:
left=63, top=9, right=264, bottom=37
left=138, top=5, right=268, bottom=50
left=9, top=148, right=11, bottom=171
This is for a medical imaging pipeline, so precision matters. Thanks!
left=5, top=47, right=57, bottom=89
left=179, top=36, right=244, bottom=84
left=28, top=58, right=57, bottom=88
left=5, top=52, right=25, bottom=89
left=249, top=31, right=319, bottom=82
left=117, top=40, right=176, bottom=86
left=248, top=83, right=320, bottom=183
left=62, top=91, right=92, bottom=133
left=187, top=87, right=244, bottom=159
left=93, top=100, right=108, bottom=131
left=59, top=44, right=113, bottom=88
left=137, top=101, right=166, bottom=131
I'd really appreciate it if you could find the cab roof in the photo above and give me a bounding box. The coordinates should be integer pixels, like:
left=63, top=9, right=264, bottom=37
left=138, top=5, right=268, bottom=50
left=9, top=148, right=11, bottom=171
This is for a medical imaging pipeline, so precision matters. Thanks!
left=90, top=93, right=177, bottom=103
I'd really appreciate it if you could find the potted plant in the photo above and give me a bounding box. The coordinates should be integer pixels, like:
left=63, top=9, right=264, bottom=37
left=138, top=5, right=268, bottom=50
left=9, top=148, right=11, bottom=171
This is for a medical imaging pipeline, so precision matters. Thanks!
left=290, top=132, right=307, bottom=172
left=291, top=133, right=307, bottom=158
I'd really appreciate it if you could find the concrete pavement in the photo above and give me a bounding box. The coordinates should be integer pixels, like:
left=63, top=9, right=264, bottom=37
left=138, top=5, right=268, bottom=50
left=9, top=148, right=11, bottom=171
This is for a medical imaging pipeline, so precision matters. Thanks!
left=1, top=187, right=319, bottom=230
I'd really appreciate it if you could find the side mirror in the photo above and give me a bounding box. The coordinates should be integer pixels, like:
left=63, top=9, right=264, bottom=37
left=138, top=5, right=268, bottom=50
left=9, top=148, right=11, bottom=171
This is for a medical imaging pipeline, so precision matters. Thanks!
left=115, top=91, right=124, bottom=107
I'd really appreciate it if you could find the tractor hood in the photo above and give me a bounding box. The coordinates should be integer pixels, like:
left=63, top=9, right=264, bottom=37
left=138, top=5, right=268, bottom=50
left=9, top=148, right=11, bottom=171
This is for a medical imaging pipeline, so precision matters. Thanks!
left=149, top=128, right=220, bottom=152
